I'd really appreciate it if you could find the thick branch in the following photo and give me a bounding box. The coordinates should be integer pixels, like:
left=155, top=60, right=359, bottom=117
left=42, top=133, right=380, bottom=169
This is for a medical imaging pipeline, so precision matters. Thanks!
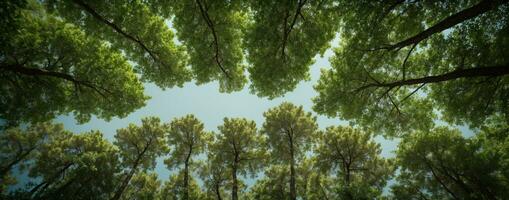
left=195, top=0, right=231, bottom=79
left=1, top=63, right=110, bottom=98
left=71, top=0, right=163, bottom=66
left=356, top=64, right=509, bottom=92
left=281, top=0, right=307, bottom=61
left=371, top=0, right=507, bottom=51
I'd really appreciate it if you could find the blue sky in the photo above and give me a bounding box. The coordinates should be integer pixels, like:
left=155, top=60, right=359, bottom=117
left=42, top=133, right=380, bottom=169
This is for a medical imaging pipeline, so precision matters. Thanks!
left=55, top=42, right=400, bottom=181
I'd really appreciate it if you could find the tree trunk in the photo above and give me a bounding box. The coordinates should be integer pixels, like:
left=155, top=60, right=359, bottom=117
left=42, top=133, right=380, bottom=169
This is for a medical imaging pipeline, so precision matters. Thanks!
left=231, top=161, right=238, bottom=200
left=214, top=183, right=222, bottom=200
left=111, top=137, right=152, bottom=200
left=344, top=166, right=353, bottom=200
left=289, top=137, right=297, bottom=200
left=110, top=168, right=137, bottom=200
left=183, top=149, right=191, bottom=200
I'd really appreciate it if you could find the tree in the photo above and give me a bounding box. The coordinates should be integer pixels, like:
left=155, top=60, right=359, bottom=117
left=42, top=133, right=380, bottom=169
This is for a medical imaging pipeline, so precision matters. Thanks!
left=0, top=0, right=148, bottom=126
left=245, top=0, right=340, bottom=98
left=121, top=172, right=161, bottom=200
left=314, top=126, right=393, bottom=199
left=27, top=130, right=119, bottom=200
left=313, top=0, right=509, bottom=136
left=112, top=117, right=169, bottom=200
left=165, top=115, right=209, bottom=200
left=392, top=126, right=509, bottom=199
left=212, top=118, right=264, bottom=200
left=261, top=102, right=318, bottom=200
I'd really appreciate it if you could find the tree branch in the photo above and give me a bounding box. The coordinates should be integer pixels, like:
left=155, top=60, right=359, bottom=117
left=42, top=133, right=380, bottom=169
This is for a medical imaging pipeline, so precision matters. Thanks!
left=356, top=64, right=509, bottom=92
left=1, top=63, right=111, bottom=99
left=369, top=0, right=507, bottom=51
left=71, top=0, right=164, bottom=67
left=281, top=0, right=307, bottom=61
left=195, top=0, right=231, bottom=79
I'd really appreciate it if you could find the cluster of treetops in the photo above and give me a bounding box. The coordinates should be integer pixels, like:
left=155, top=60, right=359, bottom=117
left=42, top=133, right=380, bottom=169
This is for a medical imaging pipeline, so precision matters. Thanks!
left=1, top=0, right=508, bottom=199
left=1, top=102, right=507, bottom=200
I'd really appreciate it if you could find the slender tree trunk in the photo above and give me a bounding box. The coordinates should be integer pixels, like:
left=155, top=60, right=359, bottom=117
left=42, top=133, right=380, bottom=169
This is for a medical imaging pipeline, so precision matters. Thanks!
left=111, top=138, right=152, bottom=200
left=183, top=142, right=193, bottom=200
left=289, top=137, right=297, bottom=200
left=111, top=167, right=137, bottom=200
left=214, top=182, right=222, bottom=200
left=344, top=166, right=353, bottom=200
left=232, top=160, right=238, bottom=200
left=183, top=157, right=190, bottom=200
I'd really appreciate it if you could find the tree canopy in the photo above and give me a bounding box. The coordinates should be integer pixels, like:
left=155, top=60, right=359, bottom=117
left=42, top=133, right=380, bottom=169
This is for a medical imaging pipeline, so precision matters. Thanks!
left=1, top=0, right=509, bottom=199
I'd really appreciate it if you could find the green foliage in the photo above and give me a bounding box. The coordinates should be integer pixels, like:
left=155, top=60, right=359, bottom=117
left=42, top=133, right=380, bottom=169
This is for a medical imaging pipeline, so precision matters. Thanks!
left=2, top=0, right=508, bottom=198
left=248, top=165, right=290, bottom=200
left=262, top=102, right=318, bottom=163
left=0, top=122, right=64, bottom=193
left=167, top=0, right=248, bottom=92
left=261, top=102, right=318, bottom=199
left=114, top=117, right=169, bottom=171
left=159, top=171, right=206, bottom=200
left=0, top=1, right=148, bottom=126
left=165, top=114, right=209, bottom=200
left=314, top=126, right=393, bottom=199
left=392, top=126, right=509, bottom=199
left=313, top=0, right=509, bottom=136
left=212, top=117, right=265, bottom=199
left=45, top=0, right=191, bottom=88
left=165, top=115, right=209, bottom=170
left=122, top=172, right=161, bottom=200
left=245, top=0, right=340, bottom=98
left=28, top=129, right=119, bottom=200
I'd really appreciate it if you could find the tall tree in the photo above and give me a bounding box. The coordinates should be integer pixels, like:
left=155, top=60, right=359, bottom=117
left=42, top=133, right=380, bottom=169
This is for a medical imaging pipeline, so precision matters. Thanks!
left=314, top=126, right=393, bottom=199
left=0, top=0, right=147, bottom=126
left=313, top=0, right=509, bottom=136
left=112, top=117, right=169, bottom=200
left=212, top=118, right=264, bottom=200
left=165, top=115, right=209, bottom=200
left=261, top=102, right=318, bottom=200
left=245, top=0, right=340, bottom=98
left=393, top=126, right=509, bottom=199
